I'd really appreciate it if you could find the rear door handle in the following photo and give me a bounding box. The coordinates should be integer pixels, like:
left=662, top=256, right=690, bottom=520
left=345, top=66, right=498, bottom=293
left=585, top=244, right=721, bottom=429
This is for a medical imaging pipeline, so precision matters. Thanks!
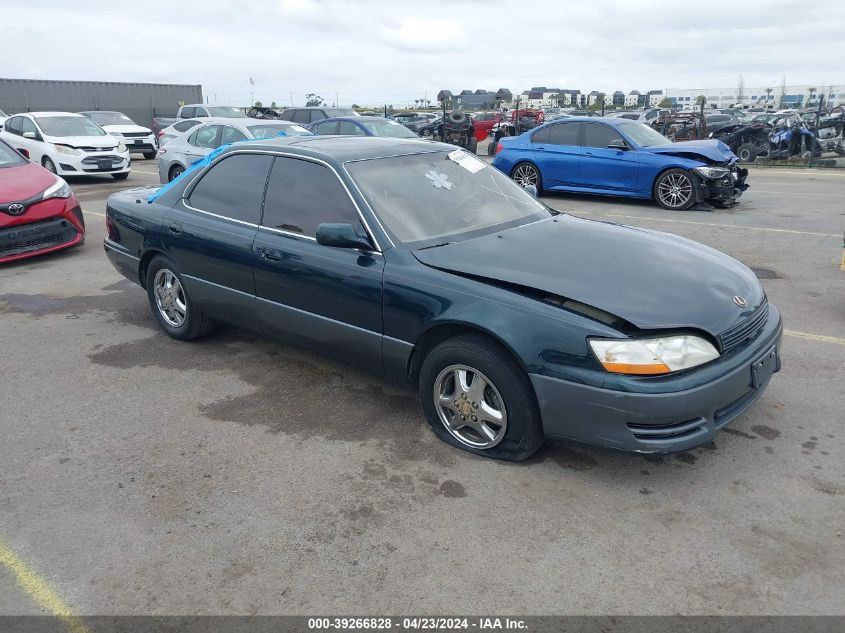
left=168, top=222, right=182, bottom=234
left=536, top=146, right=546, bottom=151
left=260, top=248, right=283, bottom=262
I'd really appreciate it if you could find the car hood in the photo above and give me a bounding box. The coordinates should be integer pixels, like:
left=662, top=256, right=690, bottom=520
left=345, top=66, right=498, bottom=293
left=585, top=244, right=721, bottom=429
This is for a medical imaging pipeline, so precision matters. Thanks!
left=412, top=216, right=763, bottom=336
left=46, top=136, right=119, bottom=149
left=0, top=162, right=57, bottom=203
left=101, top=124, right=152, bottom=134
left=643, top=139, right=736, bottom=163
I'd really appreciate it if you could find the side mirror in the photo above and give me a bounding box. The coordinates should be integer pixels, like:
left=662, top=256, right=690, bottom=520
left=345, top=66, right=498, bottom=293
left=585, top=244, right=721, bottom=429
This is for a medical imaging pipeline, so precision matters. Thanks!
left=524, top=184, right=538, bottom=199
left=23, top=131, right=37, bottom=139
left=316, top=223, right=374, bottom=251
left=17, top=148, right=30, bottom=158
left=607, top=139, right=628, bottom=150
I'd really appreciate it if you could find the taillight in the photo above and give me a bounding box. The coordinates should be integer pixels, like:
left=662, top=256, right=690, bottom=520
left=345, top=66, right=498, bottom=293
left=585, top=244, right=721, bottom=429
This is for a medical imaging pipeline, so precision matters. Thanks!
left=495, top=142, right=503, bottom=154
left=157, top=131, right=165, bottom=137
left=158, top=148, right=166, bottom=155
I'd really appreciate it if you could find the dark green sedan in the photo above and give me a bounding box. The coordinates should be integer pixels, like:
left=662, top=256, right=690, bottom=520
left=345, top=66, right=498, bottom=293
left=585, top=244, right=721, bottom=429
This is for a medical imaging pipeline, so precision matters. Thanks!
left=104, top=136, right=781, bottom=461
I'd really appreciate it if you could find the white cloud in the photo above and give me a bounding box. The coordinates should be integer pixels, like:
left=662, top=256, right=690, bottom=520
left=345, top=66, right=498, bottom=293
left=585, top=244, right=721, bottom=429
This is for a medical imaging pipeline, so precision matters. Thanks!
left=382, top=18, right=466, bottom=52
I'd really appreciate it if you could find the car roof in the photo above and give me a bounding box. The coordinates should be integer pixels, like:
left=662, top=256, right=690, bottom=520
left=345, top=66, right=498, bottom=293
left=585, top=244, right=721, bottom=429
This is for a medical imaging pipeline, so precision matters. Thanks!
left=25, top=112, right=86, bottom=118
left=220, top=135, right=449, bottom=163
left=284, top=106, right=353, bottom=111
left=79, top=110, right=122, bottom=115
left=190, top=117, right=303, bottom=127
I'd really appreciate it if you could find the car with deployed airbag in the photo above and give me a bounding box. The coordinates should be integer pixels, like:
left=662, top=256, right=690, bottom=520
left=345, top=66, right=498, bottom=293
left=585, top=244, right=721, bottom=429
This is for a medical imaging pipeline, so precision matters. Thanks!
left=493, top=116, right=749, bottom=210
left=104, top=136, right=781, bottom=461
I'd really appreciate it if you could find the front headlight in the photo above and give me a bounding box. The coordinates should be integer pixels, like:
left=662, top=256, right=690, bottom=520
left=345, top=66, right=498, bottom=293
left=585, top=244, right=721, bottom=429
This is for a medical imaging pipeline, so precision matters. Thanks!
left=589, top=335, right=719, bottom=375
left=117, top=140, right=127, bottom=153
left=693, top=166, right=730, bottom=179
left=42, top=176, right=71, bottom=200
left=52, top=144, right=81, bottom=156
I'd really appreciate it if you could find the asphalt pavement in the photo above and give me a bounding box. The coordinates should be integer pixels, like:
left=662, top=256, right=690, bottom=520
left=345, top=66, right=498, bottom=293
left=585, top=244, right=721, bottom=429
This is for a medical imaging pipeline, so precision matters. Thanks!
left=0, top=158, right=843, bottom=616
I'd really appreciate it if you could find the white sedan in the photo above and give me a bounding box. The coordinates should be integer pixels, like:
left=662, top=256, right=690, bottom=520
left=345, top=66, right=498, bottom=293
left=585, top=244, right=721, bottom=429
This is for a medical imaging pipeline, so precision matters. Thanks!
left=0, top=112, right=130, bottom=180
left=80, top=110, right=158, bottom=159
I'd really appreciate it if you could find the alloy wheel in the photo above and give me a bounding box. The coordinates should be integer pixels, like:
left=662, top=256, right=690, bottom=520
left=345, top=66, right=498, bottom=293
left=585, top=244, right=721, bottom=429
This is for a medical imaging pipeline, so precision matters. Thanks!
left=153, top=269, right=187, bottom=328
left=657, top=173, right=693, bottom=208
left=433, top=364, right=508, bottom=449
left=513, top=164, right=538, bottom=188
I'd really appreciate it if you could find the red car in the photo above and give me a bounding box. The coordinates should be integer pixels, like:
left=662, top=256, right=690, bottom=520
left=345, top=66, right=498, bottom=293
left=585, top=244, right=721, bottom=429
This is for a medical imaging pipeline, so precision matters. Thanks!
left=472, top=111, right=504, bottom=141
left=0, top=138, right=85, bottom=263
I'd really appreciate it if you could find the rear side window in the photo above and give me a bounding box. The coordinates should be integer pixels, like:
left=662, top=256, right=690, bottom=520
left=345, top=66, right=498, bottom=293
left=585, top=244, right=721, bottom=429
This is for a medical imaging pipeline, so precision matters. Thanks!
left=531, top=127, right=551, bottom=144
left=189, top=154, right=273, bottom=224
left=189, top=126, right=220, bottom=148
left=582, top=123, right=623, bottom=148
left=547, top=123, right=579, bottom=146
left=313, top=121, right=338, bottom=135
left=262, top=157, right=361, bottom=237
left=180, top=107, right=196, bottom=118
left=221, top=126, right=248, bottom=144
left=174, top=120, right=200, bottom=132
left=5, top=116, right=22, bottom=135
left=289, top=110, right=311, bottom=124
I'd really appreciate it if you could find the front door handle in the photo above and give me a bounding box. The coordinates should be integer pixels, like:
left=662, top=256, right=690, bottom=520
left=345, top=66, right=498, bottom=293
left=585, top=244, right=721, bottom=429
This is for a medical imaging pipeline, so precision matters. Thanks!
left=168, top=222, right=182, bottom=234
left=536, top=146, right=546, bottom=151
left=260, top=248, right=283, bottom=262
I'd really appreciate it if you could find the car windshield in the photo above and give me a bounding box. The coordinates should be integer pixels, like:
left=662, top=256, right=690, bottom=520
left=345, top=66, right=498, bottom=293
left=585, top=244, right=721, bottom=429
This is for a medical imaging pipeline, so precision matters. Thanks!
left=207, top=107, right=247, bottom=118
left=0, top=139, right=25, bottom=167
left=361, top=119, right=418, bottom=138
left=86, top=111, right=135, bottom=126
left=617, top=122, right=671, bottom=147
left=246, top=123, right=313, bottom=139
left=347, top=151, right=550, bottom=245
left=35, top=116, right=106, bottom=137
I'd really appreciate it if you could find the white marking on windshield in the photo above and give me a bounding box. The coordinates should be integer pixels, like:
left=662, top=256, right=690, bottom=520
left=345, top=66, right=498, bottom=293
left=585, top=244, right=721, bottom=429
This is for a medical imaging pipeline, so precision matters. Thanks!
left=425, top=171, right=454, bottom=189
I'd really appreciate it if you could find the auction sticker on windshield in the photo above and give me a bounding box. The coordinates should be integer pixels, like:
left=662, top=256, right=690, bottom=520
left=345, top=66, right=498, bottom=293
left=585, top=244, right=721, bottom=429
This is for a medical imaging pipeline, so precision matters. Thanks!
left=448, top=149, right=486, bottom=174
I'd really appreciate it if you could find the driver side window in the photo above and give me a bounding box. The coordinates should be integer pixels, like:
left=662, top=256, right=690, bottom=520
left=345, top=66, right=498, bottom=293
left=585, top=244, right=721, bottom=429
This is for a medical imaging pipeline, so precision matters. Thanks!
left=21, top=118, right=40, bottom=140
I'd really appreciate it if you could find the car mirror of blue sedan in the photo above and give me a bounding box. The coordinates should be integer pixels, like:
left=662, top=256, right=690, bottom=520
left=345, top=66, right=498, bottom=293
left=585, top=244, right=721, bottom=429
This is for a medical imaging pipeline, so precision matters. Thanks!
left=607, top=139, right=629, bottom=150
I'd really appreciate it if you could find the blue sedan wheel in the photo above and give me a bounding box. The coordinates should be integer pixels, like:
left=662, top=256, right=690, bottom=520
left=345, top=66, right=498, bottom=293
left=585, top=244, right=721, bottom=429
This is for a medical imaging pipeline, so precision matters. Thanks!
left=511, top=162, right=542, bottom=193
left=654, top=168, right=695, bottom=211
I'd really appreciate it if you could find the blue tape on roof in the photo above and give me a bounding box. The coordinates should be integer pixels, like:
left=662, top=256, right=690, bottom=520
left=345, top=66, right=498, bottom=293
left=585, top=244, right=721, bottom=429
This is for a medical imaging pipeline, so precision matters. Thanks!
left=146, top=130, right=310, bottom=204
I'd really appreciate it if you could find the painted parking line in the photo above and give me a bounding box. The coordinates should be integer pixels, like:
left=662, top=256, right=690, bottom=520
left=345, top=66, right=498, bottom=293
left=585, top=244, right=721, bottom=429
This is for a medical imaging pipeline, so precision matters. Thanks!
left=0, top=540, right=88, bottom=633
left=784, top=329, right=845, bottom=346
left=753, top=190, right=845, bottom=197
left=748, top=169, right=845, bottom=177
left=567, top=210, right=839, bottom=238
left=83, top=210, right=106, bottom=217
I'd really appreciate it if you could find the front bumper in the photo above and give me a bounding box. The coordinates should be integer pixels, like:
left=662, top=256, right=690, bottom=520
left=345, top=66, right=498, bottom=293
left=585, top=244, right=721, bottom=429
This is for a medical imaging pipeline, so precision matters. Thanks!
left=54, top=150, right=131, bottom=176
left=531, top=304, right=783, bottom=452
left=122, top=134, right=158, bottom=153
left=0, top=207, right=84, bottom=263
left=696, top=166, right=749, bottom=206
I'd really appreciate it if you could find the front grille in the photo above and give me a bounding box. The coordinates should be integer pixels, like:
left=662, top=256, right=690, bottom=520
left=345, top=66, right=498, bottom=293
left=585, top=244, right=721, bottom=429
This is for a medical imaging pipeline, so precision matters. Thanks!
left=81, top=155, right=122, bottom=165
left=718, top=300, right=769, bottom=354
left=122, top=132, right=148, bottom=138
left=626, top=417, right=708, bottom=443
left=0, top=219, right=78, bottom=258
left=78, top=146, right=117, bottom=152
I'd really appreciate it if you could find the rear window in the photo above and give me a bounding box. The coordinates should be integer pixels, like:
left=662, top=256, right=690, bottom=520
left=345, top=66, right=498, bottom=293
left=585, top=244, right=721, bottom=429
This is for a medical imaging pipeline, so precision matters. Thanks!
left=207, top=106, right=247, bottom=118
left=189, top=154, right=273, bottom=224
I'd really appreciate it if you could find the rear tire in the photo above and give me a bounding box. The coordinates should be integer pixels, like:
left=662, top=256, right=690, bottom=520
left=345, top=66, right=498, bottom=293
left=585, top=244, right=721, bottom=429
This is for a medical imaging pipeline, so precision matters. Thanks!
left=654, top=168, right=695, bottom=210
left=466, top=137, right=478, bottom=154
left=511, top=162, right=543, bottom=194
left=145, top=256, right=215, bottom=341
left=168, top=164, right=185, bottom=182
left=143, top=151, right=157, bottom=160
left=419, top=335, right=544, bottom=461
left=112, top=172, right=129, bottom=181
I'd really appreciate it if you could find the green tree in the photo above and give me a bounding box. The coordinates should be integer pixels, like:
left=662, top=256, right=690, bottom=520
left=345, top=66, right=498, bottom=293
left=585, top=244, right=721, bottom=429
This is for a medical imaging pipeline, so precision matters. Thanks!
left=254, top=101, right=262, bottom=107
left=305, top=93, right=325, bottom=107
left=657, top=97, right=673, bottom=108
left=694, top=95, right=707, bottom=106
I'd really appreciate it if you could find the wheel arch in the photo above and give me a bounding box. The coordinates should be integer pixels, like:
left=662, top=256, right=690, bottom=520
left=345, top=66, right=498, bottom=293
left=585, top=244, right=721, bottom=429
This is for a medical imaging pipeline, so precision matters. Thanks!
left=406, top=321, right=530, bottom=386
left=138, top=248, right=168, bottom=289
left=650, top=163, right=699, bottom=201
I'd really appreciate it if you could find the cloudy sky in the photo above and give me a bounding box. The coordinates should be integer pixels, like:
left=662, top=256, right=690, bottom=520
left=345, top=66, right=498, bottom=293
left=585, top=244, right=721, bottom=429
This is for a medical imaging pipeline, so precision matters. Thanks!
left=4, top=0, right=845, bottom=107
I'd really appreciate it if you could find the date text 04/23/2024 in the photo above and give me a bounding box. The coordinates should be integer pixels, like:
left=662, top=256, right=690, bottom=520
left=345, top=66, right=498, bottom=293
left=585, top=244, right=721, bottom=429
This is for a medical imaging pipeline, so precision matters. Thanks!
left=307, top=617, right=528, bottom=630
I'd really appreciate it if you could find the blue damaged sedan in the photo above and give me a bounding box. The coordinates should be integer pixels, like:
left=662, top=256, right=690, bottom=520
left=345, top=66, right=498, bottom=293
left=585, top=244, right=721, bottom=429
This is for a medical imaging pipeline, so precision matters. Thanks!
left=104, top=136, right=781, bottom=461
left=493, top=117, right=749, bottom=210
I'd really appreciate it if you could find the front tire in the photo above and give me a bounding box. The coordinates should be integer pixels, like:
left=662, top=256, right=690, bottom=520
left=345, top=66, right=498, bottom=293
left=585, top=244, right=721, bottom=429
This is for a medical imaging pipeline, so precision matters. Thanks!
left=419, top=335, right=544, bottom=461
left=42, top=157, right=57, bottom=174
left=511, top=162, right=543, bottom=194
left=145, top=256, right=215, bottom=341
left=143, top=151, right=157, bottom=160
left=112, top=172, right=129, bottom=181
left=654, top=168, right=695, bottom=210
left=736, top=143, right=758, bottom=163
left=466, top=137, right=477, bottom=154
left=168, top=164, right=185, bottom=182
